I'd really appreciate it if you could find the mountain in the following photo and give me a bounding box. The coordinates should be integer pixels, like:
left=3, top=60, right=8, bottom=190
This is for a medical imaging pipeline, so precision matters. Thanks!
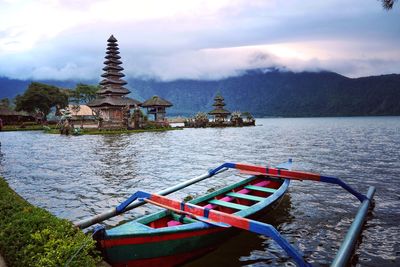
left=1, top=70, right=399, bottom=117
left=0, top=77, right=30, bottom=99
left=128, top=70, right=400, bottom=117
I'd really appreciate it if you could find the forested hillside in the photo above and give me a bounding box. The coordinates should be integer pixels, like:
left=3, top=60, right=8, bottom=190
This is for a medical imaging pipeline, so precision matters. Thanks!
left=1, top=70, right=399, bottom=117
left=128, top=70, right=400, bottom=117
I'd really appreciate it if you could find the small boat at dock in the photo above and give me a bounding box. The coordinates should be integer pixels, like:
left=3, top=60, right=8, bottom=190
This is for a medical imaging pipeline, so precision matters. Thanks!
left=77, top=160, right=375, bottom=267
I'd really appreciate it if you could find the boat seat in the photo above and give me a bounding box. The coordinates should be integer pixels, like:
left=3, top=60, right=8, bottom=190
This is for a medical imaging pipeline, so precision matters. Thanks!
left=226, top=192, right=264, bottom=202
left=202, top=180, right=272, bottom=210
left=208, top=199, right=248, bottom=210
left=244, top=185, right=277, bottom=194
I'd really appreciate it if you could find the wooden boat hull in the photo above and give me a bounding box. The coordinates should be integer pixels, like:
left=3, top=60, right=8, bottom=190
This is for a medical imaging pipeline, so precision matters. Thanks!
left=100, top=227, right=232, bottom=267
left=95, top=175, right=289, bottom=266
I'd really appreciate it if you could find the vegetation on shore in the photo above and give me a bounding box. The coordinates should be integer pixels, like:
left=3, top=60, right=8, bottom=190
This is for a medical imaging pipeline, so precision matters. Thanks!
left=44, top=126, right=181, bottom=135
left=0, top=177, right=100, bottom=267
left=2, top=125, right=47, bottom=131
left=80, top=127, right=180, bottom=135
left=2, top=122, right=57, bottom=132
left=1, top=121, right=181, bottom=134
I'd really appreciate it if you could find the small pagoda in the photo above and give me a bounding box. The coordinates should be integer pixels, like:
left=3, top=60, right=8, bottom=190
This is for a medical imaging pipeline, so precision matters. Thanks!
left=142, top=95, right=173, bottom=122
left=208, top=93, right=231, bottom=122
left=88, top=35, right=141, bottom=129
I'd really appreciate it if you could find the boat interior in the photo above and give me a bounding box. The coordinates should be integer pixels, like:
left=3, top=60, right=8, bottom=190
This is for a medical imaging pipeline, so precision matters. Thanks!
left=143, top=176, right=283, bottom=229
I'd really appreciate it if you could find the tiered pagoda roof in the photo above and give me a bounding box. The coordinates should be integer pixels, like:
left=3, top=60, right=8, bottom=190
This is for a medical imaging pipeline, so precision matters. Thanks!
left=88, top=35, right=141, bottom=108
left=208, top=93, right=231, bottom=115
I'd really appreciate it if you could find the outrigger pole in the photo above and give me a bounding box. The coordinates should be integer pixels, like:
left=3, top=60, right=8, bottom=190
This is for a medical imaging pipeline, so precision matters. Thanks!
left=112, top=162, right=375, bottom=267
left=75, top=167, right=229, bottom=229
left=75, top=160, right=292, bottom=229
left=331, top=186, right=375, bottom=266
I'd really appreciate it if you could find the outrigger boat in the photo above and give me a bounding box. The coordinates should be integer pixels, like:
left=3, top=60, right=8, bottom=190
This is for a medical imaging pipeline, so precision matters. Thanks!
left=76, top=160, right=375, bottom=267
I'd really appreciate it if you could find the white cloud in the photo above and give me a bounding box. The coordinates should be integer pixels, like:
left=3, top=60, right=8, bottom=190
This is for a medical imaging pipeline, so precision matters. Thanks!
left=0, top=0, right=399, bottom=80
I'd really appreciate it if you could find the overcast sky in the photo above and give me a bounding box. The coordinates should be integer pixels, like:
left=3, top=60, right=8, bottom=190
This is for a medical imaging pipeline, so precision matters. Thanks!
left=0, top=0, right=399, bottom=81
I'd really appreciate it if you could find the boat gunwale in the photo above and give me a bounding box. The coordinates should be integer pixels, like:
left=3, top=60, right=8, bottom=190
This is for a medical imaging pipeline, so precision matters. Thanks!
left=105, top=176, right=289, bottom=238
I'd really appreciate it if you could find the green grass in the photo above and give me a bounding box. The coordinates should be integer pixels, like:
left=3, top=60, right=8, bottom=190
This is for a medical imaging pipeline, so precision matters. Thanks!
left=2, top=123, right=181, bottom=135
left=2, top=124, right=53, bottom=131
left=0, top=177, right=100, bottom=267
left=45, top=127, right=181, bottom=135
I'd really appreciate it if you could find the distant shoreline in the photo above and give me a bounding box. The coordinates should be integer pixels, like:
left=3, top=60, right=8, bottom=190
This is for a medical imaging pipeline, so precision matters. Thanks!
left=167, top=114, right=400, bottom=120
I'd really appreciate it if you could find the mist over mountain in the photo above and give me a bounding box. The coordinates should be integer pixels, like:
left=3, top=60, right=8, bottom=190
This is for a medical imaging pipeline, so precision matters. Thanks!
left=128, top=70, right=400, bottom=117
left=1, top=69, right=399, bottom=117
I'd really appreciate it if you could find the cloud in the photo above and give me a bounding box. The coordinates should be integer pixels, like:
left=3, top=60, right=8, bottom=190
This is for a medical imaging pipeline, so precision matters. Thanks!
left=0, top=0, right=399, bottom=81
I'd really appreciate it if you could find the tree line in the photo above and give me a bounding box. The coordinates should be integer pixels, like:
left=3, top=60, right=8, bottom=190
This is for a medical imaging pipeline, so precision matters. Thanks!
left=128, top=70, right=400, bottom=117
left=0, top=82, right=99, bottom=121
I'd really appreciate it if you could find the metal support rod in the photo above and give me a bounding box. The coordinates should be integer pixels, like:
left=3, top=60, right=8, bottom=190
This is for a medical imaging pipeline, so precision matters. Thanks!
left=320, top=176, right=368, bottom=202
left=75, top=160, right=294, bottom=229
left=331, top=186, right=376, bottom=267
left=75, top=168, right=227, bottom=229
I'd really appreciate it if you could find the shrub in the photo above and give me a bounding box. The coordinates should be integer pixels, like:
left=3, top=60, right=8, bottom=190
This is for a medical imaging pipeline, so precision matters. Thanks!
left=0, top=177, right=100, bottom=267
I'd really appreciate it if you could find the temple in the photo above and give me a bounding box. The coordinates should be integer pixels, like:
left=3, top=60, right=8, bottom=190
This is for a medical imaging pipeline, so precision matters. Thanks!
left=208, top=93, right=231, bottom=123
left=185, top=91, right=255, bottom=128
left=142, top=96, right=173, bottom=122
left=88, top=35, right=141, bottom=129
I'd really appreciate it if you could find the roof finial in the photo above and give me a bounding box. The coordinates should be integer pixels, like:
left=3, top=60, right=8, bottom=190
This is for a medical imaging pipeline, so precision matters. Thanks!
left=108, top=34, right=117, bottom=42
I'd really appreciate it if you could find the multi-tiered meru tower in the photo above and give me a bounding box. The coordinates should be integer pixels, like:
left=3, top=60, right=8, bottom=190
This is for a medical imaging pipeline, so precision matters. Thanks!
left=88, top=35, right=141, bottom=129
left=208, top=93, right=231, bottom=122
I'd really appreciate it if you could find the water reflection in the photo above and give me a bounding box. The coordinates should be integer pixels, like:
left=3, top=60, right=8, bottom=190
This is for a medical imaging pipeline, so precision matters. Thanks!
left=186, top=194, right=293, bottom=267
left=0, top=117, right=399, bottom=266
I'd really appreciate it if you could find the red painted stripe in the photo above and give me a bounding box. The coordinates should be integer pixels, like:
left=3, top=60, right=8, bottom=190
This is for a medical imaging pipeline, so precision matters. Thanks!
left=147, top=194, right=252, bottom=231
left=236, top=163, right=267, bottom=175
left=236, top=163, right=321, bottom=181
left=207, top=211, right=250, bottom=230
left=279, top=169, right=321, bottom=181
left=239, top=170, right=266, bottom=176
left=151, top=195, right=182, bottom=210
left=102, top=227, right=224, bottom=248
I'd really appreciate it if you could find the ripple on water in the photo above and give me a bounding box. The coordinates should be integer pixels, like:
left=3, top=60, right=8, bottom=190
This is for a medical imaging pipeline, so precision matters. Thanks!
left=0, top=117, right=399, bottom=266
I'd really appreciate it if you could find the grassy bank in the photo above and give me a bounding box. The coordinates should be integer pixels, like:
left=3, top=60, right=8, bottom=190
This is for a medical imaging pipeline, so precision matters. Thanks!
left=44, top=126, right=181, bottom=135
left=2, top=124, right=51, bottom=131
left=0, top=177, right=100, bottom=267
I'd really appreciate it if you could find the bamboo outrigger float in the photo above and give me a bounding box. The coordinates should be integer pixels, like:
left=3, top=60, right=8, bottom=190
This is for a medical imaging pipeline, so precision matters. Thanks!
left=76, top=160, right=375, bottom=267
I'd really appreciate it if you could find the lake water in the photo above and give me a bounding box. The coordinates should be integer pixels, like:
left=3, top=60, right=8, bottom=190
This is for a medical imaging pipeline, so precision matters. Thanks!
left=0, top=117, right=399, bottom=266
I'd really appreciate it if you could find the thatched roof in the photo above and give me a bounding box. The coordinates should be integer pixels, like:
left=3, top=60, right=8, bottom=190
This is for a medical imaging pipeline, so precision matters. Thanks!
left=214, top=94, right=224, bottom=101
left=212, top=101, right=226, bottom=107
left=67, top=105, right=94, bottom=116
left=97, top=86, right=131, bottom=95
left=108, top=35, right=117, bottom=42
left=88, top=34, right=141, bottom=109
left=87, top=96, right=141, bottom=108
left=103, top=65, right=122, bottom=71
left=142, top=96, right=173, bottom=107
left=97, top=34, right=129, bottom=94
left=208, top=108, right=231, bottom=115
